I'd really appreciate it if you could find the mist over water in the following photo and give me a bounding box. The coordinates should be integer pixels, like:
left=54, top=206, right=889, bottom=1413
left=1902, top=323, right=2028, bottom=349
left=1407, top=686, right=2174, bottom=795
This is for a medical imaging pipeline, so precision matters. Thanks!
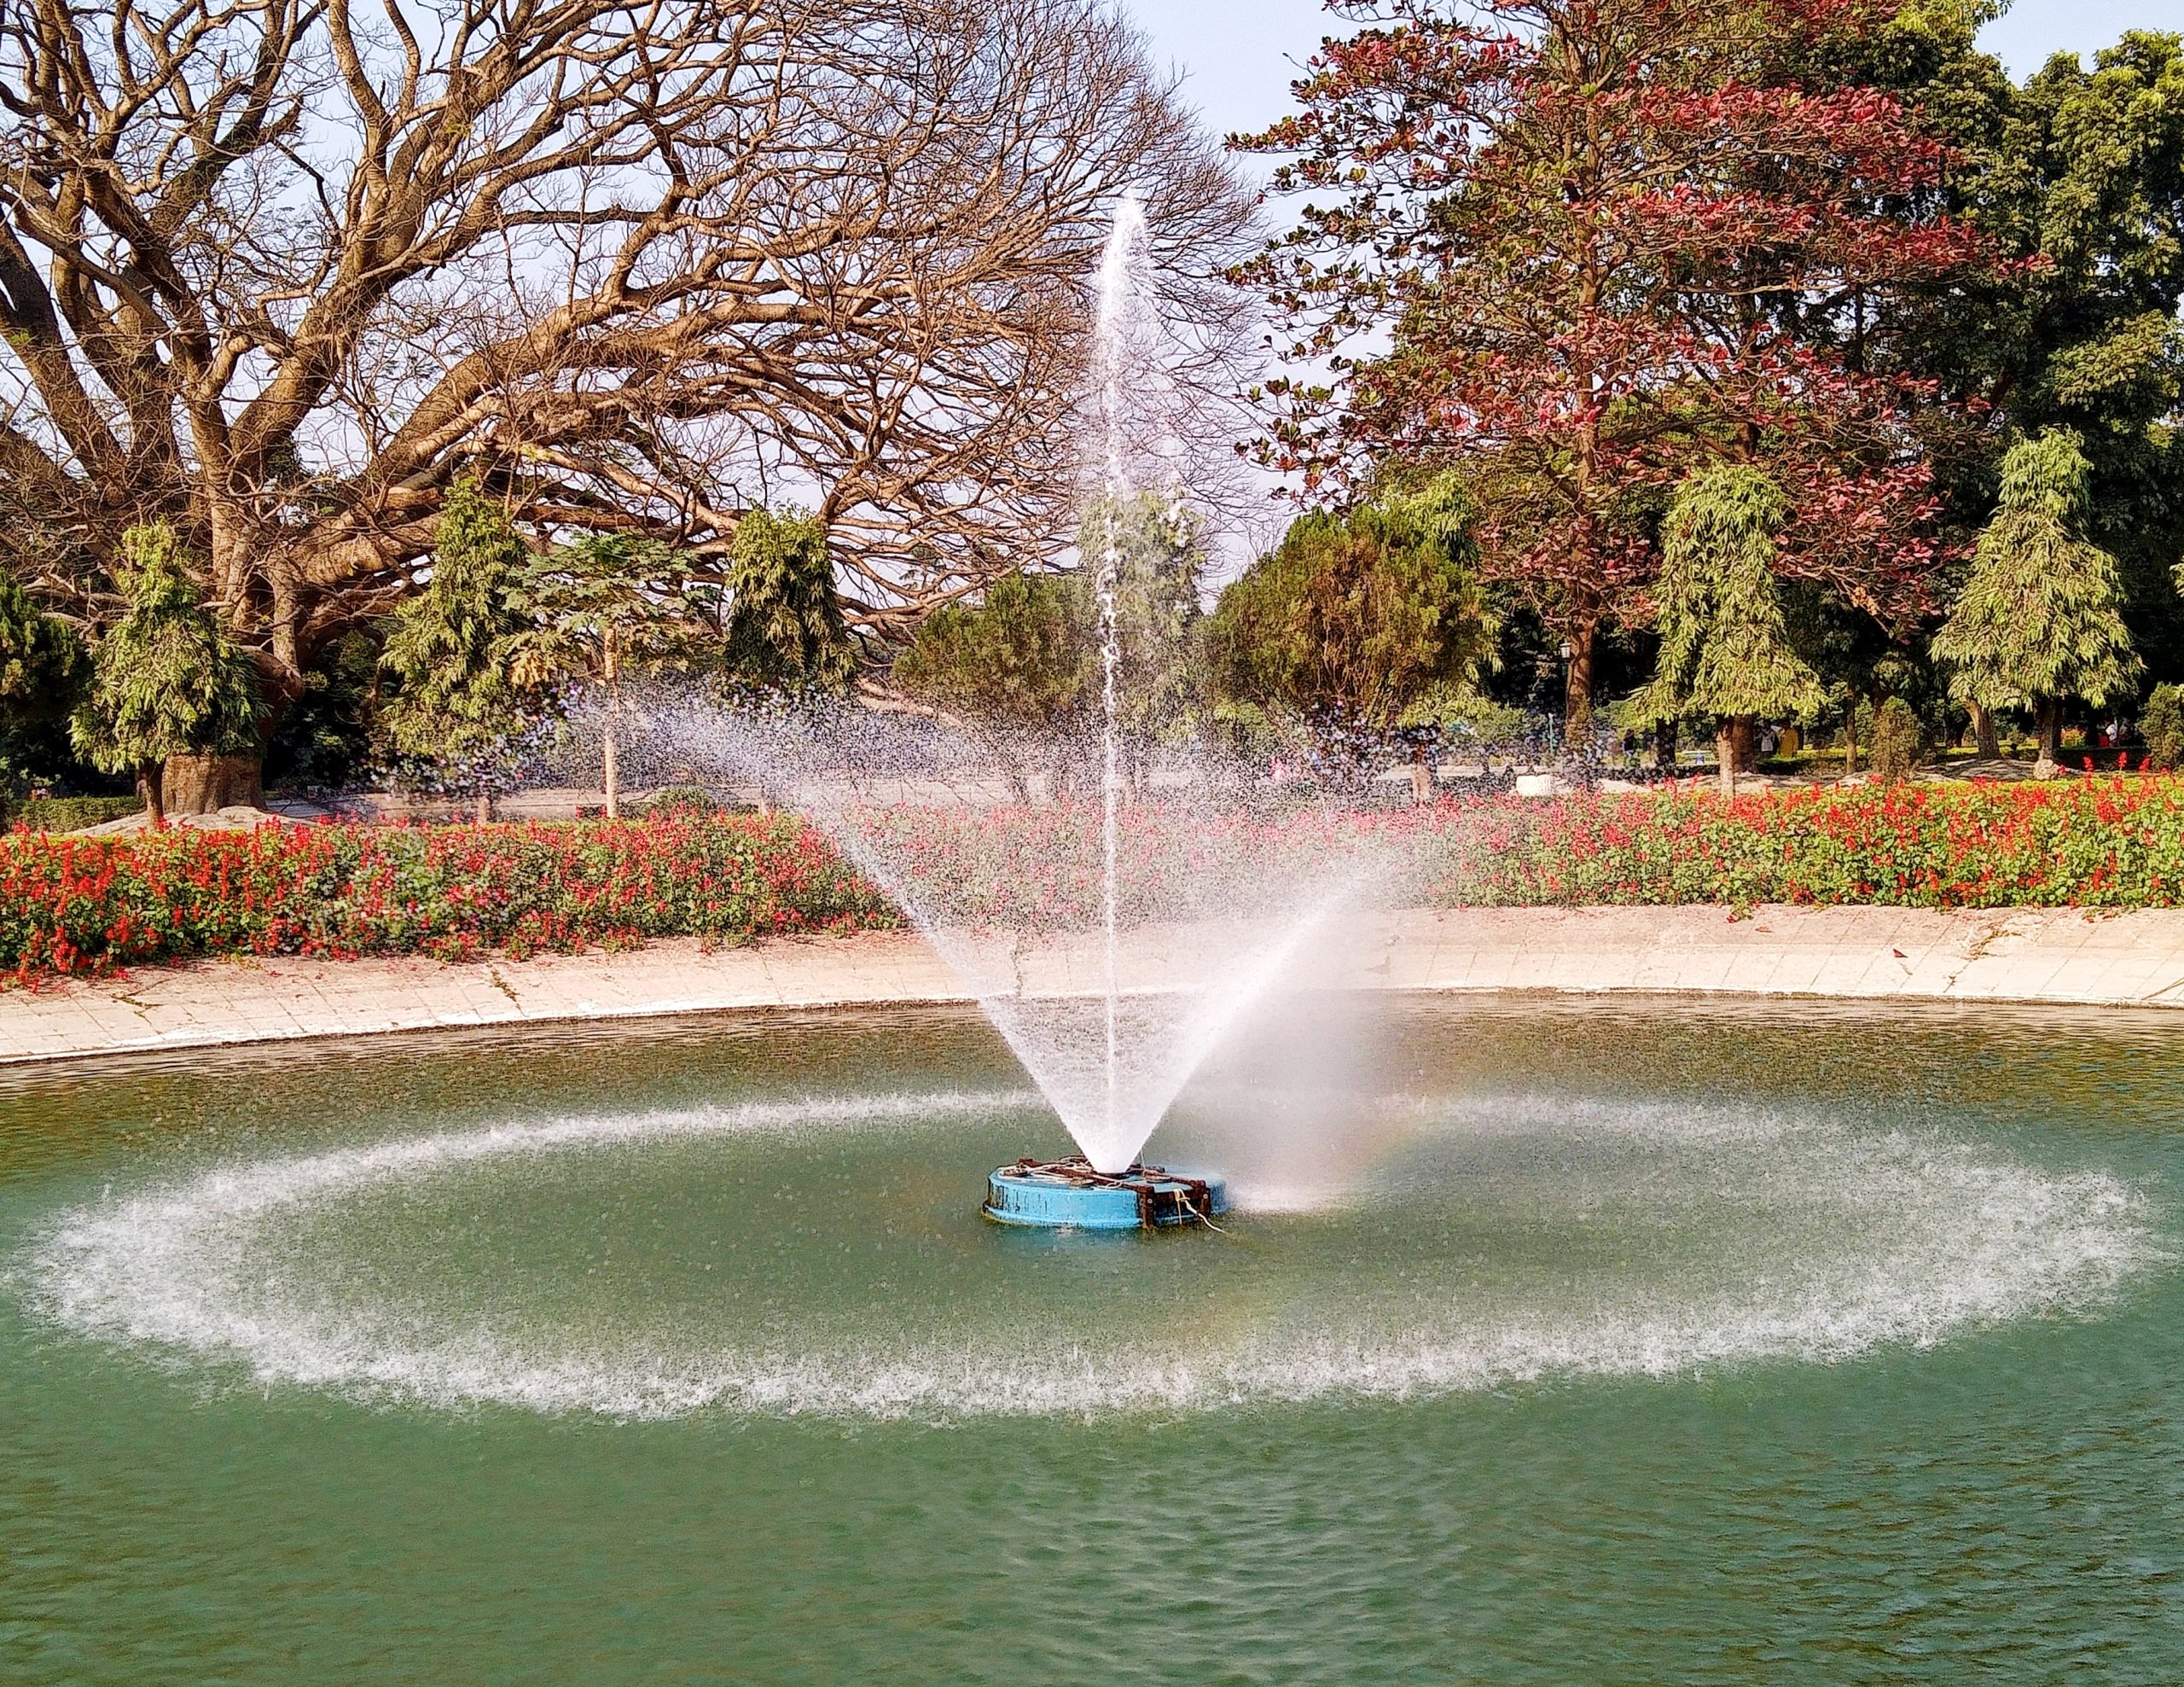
left=22, top=1078, right=2152, bottom=1422
left=633, top=691, right=1414, bottom=1173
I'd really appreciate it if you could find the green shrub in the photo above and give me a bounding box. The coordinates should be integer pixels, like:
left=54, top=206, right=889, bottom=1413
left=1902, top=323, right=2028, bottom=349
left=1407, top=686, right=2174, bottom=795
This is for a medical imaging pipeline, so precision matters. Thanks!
left=7, top=795, right=144, bottom=832
left=1869, top=696, right=1924, bottom=782
left=639, top=784, right=730, bottom=817
left=2144, top=684, right=2184, bottom=771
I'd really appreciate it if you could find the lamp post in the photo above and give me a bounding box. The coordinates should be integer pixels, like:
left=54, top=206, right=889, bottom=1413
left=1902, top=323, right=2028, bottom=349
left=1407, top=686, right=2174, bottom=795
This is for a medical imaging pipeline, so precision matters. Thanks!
left=1558, top=639, right=1575, bottom=766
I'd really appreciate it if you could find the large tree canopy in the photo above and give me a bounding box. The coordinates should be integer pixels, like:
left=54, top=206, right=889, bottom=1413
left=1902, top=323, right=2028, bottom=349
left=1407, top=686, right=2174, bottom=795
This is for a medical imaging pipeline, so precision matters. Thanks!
left=1866, top=21, right=2184, bottom=662
left=1237, top=0, right=1987, bottom=727
left=0, top=0, right=1252, bottom=708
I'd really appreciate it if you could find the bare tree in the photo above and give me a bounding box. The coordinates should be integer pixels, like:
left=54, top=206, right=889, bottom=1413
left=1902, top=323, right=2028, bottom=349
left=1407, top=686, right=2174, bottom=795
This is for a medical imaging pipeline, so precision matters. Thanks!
left=0, top=0, right=1253, bottom=790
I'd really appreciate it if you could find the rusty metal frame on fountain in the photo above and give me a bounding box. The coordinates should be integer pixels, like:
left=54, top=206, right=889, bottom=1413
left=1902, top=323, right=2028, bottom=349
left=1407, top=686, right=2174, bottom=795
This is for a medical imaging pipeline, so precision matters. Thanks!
left=995, top=1155, right=1225, bottom=1230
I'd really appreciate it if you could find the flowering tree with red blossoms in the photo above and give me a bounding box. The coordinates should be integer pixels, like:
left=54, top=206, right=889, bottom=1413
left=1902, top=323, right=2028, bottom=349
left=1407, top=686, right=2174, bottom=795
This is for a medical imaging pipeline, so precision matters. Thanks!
left=1237, top=0, right=1994, bottom=732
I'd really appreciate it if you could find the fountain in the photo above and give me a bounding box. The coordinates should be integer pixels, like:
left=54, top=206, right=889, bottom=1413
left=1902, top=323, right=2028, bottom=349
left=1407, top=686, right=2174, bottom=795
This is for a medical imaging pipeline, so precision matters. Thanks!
left=635, top=194, right=1409, bottom=1228
left=984, top=192, right=1245, bottom=1229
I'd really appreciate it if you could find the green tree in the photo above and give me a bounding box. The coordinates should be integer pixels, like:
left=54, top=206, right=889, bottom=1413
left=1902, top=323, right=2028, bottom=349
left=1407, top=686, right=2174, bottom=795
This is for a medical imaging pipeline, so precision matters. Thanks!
left=264, top=630, right=385, bottom=791
left=1869, top=695, right=1926, bottom=782
left=71, top=522, right=262, bottom=818
left=722, top=509, right=853, bottom=694
left=1205, top=492, right=1495, bottom=770
left=1638, top=467, right=1824, bottom=794
left=379, top=477, right=536, bottom=819
left=1820, top=18, right=2184, bottom=666
left=1931, top=430, right=2140, bottom=765
left=506, top=535, right=704, bottom=817
left=1085, top=493, right=1209, bottom=787
left=0, top=573, right=83, bottom=793
left=2144, top=682, right=2184, bottom=771
left=895, top=571, right=1095, bottom=800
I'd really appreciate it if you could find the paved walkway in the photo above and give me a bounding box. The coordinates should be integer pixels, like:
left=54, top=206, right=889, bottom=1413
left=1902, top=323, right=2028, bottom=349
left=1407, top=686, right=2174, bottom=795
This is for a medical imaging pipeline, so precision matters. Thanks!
left=5, top=905, right=2184, bottom=1065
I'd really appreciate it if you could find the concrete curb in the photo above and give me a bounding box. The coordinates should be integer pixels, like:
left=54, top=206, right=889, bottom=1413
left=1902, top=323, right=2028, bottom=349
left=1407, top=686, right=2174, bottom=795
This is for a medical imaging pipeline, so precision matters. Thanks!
left=5, top=904, right=2183, bottom=1066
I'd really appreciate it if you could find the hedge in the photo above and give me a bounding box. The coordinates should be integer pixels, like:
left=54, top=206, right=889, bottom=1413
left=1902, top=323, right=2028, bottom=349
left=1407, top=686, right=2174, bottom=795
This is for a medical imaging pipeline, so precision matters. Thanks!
left=0, top=812, right=893, bottom=980
left=1414, top=777, right=2184, bottom=910
left=4, top=795, right=144, bottom=833
left=3, top=777, right=2181, bottom=984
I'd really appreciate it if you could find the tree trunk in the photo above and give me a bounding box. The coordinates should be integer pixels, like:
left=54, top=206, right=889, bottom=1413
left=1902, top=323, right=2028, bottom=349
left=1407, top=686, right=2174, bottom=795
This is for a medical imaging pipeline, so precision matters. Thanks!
left=136, top=763, right=165, bottom=824
left=1410, top=745, right=1433, bottom=806
left=161, top=753, right=263, bottom=815
left=602, top=632, right=621, bottom=820
left=1654, top=719, right=1677, bottom=773
left=1715, top=715, right=1757, bottom=796
left=1972, top=702, right=2000, bottom=759
left=1728, top=715, right=1757, bottom=773
left=476, top=791, right=494, bottom=823
left=1843, top=693, right=1859, bottom=777
left=2036, top=697, right=2062, bottom=767
left=1564, top=622, right=1596, bottom=756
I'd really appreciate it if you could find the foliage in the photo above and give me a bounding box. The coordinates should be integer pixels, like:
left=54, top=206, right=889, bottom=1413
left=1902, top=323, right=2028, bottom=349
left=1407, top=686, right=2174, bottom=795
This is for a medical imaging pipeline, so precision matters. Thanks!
left=70, top=523, right=262, bottom=782
left=1397, top=686, right=1531, bottom=749
left=2146, top=684, right=2184, bottom=772
left=722, top=509, right=854, bottom=694
left=23, top=778, right=2184, bottom=980
left=0, top=813, right=894, bottom=980
left=265, top=630, right=382, bottom=788
left=1872, top=23, right=2184, bottom=653
left=1930, top=430, right=2140, bottom=713
left=0, top=571, right=84, bottom=786
left=638, top=786, right=732, bottom=817
left=1869, top=696, right=1926, bottom=781
left=504, top=535, right=703, bottom=691
left=1083, top=493, right=1209, bottom=748
left=1236, top=0, right=1983, bottom=713
left=377, top=478, right=537, bottom=790
left=895, top=570, right=1093, bottom=730
left=1640, top=467, right=1825, bottom=725
left=1205, top=494, right=1495, bottom=733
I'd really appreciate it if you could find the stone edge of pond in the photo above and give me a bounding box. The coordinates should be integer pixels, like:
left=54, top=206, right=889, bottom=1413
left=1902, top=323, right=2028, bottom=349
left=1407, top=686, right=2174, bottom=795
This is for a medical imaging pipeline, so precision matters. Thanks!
left=3, top=905, right=2183, bottom=1066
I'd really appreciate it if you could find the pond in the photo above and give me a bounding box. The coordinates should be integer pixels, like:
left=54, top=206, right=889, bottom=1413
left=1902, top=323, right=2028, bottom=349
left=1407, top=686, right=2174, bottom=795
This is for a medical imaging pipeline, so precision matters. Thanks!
left=3, top=995, right=2179, bottom=1683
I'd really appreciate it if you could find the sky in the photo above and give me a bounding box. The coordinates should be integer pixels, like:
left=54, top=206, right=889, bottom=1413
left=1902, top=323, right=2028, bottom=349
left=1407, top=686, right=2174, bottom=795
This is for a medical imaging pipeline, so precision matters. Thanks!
left=1124, top=0, right=2176, bottom=143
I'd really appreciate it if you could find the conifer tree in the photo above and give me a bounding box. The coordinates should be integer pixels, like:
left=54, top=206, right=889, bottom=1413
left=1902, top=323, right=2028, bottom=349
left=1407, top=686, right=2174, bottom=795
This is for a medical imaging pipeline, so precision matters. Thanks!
left=71, top=523, right=263, bottom=818
left=1868, top=695, right=1926, bottom=782
left=1640, top=466, right=1824, bottom=794
left=722, top=509, right=853, bottom=694
left=379, top=476, right=535, bottom=819
left=1931, top=429, right=2139, bottom=766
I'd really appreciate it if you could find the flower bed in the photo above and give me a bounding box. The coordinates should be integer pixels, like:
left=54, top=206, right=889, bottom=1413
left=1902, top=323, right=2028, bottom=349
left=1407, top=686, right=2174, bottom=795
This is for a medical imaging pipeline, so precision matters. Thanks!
left=0, top=813, right=895, bottom=980
left=4, top=778, right=2181, bottom=984
left=1415, top=777, right=2184, bottom=910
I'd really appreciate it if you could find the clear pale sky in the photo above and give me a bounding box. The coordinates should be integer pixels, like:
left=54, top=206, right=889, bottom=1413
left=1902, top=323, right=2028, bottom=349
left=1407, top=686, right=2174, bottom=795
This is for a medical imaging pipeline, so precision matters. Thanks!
left=1124, top=1, right=2177, bottom=143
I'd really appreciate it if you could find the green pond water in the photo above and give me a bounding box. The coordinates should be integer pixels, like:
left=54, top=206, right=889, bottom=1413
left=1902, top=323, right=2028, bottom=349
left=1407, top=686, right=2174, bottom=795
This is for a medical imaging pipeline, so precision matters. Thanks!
left=3, top=994, right=2181, bottom=1683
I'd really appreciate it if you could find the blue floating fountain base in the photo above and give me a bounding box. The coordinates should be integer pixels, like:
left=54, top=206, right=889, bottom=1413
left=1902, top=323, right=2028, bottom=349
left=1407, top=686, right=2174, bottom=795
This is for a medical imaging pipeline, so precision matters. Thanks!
left=983, top=1156, right=1228, bottom=1232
